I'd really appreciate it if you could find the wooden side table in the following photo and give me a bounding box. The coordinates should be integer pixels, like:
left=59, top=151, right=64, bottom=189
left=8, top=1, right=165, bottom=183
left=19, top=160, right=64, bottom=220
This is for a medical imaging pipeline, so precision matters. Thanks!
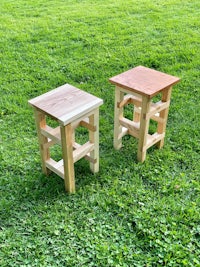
left=29, top=83, right=103, bottom=193
left=109, top=66, right=180, bottom=162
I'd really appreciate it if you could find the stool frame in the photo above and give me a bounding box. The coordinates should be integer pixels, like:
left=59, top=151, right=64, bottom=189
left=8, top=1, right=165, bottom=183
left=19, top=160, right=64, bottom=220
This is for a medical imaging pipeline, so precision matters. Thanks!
left=110, top=66, right=180, bottom=162
left=29, top=84, right=103, bottom=193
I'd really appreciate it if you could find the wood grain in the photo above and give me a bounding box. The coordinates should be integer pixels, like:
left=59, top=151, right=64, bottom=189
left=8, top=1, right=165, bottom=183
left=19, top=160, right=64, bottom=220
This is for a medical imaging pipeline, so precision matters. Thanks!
left=29, top=83, right=103, bottom=125
left=109, top=66, right=180, bottom=98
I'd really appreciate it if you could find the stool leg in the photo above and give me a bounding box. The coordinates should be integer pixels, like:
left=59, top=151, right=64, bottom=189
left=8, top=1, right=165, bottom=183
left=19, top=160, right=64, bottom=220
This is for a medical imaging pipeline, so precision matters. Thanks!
left=60, top=124, right=75, bottom=193
left=89, top=108, right=99, bottom=173
left=33, top=109, right=50, bottom=175
left=157, top=86, right=172, bottom=149
left=137, top=96, right=151, bottom=162
left=133, top=105, right=141, bottom=123
left=114, top=87, right=124, bottom=149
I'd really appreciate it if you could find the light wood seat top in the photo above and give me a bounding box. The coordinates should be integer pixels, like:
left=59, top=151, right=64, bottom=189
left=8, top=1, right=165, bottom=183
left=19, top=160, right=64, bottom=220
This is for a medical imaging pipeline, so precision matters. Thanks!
left=109, top=66, right=180, bottom=98
left=28, top=83, right=103, bottom=125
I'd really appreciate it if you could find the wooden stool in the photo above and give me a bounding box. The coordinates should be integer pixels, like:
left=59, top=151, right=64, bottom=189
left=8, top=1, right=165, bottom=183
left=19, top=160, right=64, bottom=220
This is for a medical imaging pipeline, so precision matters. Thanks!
left=109, top=66, right=180, bottom=162
left=28, top=83, right=103, bottom=193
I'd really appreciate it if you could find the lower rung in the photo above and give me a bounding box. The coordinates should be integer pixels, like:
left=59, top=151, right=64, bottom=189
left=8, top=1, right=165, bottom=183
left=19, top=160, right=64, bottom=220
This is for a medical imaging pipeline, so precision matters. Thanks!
left=46, top=158, right=64, bottom=179
left=73, top=142, right=95, bottom=163
left=144, top=132, right=165, bottom=151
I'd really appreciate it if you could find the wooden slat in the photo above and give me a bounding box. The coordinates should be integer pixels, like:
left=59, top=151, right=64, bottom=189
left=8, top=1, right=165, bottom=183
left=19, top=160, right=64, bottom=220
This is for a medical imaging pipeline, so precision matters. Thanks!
left=73, top=141, right=94, bottom=163
left=144, top=132, right=165, bottom=151
left=28, top=83, right=103, bottom=126
left=118, top=94, right=142, bottom=108
left=88, top=109, right=99, bottom=172
left=147, top=100, right=170, bottom=119
left=46, top=158, right=64, bottom=179
left=151, top=114, right=166, bottom=123
left=73, top=142, right=97, bottom=163
left=41, top=125, right=61, bottom=145
left=137, top=95, right=151, bottom=162
left=134, top=101, right=170, bottom=120
left=60, top=124, right=75, bottom=193
left=114, top=88, right=124, bottom=149
left=43, top=139, right=57, bottom=149
left=33, top=109, right=50, bottom=175
left=119, top=117, right=140, bottom=138
left=135, top=106, right=165, bottom=123
left=80, top=119, right=96, bottom=132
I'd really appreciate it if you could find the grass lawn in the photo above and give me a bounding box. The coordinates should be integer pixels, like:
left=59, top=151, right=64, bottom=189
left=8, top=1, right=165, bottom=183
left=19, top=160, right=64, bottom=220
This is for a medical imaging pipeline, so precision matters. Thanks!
left=0, top=0, right=200, bottom=266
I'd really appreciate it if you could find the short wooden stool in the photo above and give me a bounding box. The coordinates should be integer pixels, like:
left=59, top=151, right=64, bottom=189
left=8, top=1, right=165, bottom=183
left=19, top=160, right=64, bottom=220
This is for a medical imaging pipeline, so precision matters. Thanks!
left=29, top=83, right=103, bottom=193
left=109, top=66, right=180, bottom=162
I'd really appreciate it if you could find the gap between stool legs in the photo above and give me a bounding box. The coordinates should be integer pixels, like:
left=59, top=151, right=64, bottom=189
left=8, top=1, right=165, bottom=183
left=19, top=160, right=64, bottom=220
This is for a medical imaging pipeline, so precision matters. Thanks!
left=89, top=108, right=99, bottom=173
left=33, top=109, right=50, bottom=175
left=114, top=87, right=124, bottom=150
left=60, top=124, right=75, bottom=193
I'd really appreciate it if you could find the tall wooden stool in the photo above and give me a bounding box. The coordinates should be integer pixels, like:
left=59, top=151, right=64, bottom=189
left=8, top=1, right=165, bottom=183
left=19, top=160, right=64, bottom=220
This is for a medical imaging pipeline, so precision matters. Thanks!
left=109, top=66, right=180, bottom=162
left=28, top=83, right=103, bottom=193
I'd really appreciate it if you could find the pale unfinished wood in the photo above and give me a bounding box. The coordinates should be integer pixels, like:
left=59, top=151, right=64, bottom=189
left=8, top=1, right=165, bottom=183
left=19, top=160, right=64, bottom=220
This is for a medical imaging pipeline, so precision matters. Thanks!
left=80, top=119, right=96, bottom=132
left=43, top=139, right=57, bottom=149
left=41, top=125, right=61, bottom=145
left=117, top=94, right=142, bottom=108
left=157, top=86, right=172, bottom=148
left=89, top=109, right=99, bottom=173
left=33, top=109, right=50, bottom=174
left=117, top=90, right=170, bottom=127
left=73, top=142, right=97, bottom=164
left=70, top=109, right=97, bottom=129
left=73, top=141, right=94, bottom=163
left=137, top=95, right=151, bottom=162
left=118, top=127, right=129, bottom=140
left=145, top=132, right=165, bottom=151
left=131, top=92, right=142, bottom=124
left=134, top=106, right=166, bottom=123
left=133, top=106, right=141, bottom=123
left=133, top=101, right=170, bottom=121
left=119, top=117, right=140, bottom=138
left=114, top=88, right=124, bottom=150
left=60, top=124, right=75, bottom=193
left=46, top=158, right=64, bottom=179
left=146, top=100, right=170, bottom=120
left=28, top=83, right=103, bottom=126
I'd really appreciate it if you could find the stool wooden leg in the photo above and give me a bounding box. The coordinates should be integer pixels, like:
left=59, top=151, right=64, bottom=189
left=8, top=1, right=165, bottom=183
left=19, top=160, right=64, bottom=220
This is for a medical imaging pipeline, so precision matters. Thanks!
left=114, top=87, right=124, bottom=150
left=137, top=96, right=151, bottom=162
left=33, top=109, right=50, bottom=175
left=133, top=105, right=141, bottom=123
left=60, top=124, right=75, bottom=193
left=89, top=108, right=99, bottom=173
left=157, top=86, right=172, bottom=149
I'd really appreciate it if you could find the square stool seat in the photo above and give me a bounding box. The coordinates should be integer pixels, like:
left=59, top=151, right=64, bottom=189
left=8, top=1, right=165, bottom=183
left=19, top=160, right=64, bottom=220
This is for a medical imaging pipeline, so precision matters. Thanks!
left=109, top=66, right=180, bottom=162
left=29, top=83, right=103, bottom=193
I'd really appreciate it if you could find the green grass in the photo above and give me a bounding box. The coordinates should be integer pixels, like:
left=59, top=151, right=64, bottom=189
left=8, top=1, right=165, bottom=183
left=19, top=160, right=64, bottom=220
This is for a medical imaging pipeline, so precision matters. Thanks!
left=0, top=0, right=200, bottom=266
